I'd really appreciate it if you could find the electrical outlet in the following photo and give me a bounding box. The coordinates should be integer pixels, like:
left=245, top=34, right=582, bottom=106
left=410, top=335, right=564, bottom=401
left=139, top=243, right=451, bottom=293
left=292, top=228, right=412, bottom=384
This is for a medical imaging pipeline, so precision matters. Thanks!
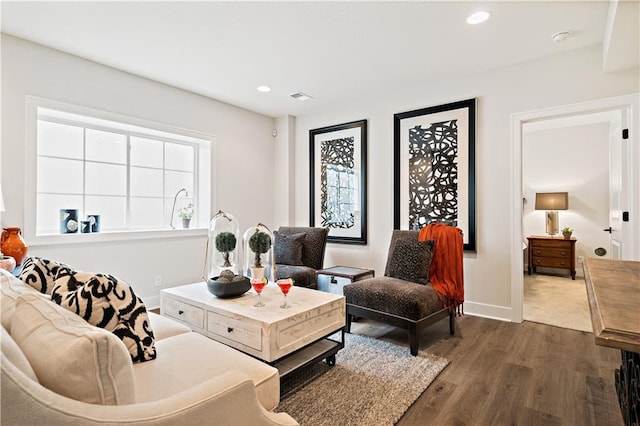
left=577, top=256, right=584, bottom=264
left=154, top=275, right=162, bottom=287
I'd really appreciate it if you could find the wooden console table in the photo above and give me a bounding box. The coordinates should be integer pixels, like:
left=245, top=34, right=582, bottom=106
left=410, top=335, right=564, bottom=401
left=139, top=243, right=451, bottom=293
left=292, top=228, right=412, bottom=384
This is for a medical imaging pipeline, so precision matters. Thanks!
left=584, top=258, right=640, bottom=426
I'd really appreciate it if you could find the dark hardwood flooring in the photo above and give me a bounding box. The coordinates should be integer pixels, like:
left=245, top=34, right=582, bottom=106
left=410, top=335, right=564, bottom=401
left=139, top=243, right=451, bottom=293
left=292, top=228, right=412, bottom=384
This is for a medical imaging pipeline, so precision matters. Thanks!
left=349, top=315, right=623, bottom=426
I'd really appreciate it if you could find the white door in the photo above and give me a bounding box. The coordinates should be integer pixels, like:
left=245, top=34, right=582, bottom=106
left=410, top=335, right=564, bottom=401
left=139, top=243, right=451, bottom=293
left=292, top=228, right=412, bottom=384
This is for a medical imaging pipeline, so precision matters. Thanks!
left=608, top=108, right=631, bottom=260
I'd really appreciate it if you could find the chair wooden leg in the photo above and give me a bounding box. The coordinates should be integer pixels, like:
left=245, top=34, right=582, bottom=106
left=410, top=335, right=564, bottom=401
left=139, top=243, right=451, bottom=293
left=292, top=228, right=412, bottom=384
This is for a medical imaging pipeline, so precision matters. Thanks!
left=346, top=312, right=352, bottom=333
left=408, top=323, right=418, bottom=356
left=449, top=309, right=455, bottom=335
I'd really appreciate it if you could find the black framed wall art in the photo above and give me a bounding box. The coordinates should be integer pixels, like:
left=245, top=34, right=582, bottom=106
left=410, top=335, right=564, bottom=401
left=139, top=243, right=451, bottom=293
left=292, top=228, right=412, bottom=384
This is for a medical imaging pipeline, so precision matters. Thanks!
left=310, top=119, right=367, bottom=244
left=393, top=98, right=476, bottom=251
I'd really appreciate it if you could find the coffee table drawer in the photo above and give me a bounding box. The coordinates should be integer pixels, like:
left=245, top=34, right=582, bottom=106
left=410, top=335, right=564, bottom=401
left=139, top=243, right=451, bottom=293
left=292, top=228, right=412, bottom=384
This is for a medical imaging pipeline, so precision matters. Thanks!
left=163, top=298, right=204, bottom=329
left=207, top=311, right=262, bottom=351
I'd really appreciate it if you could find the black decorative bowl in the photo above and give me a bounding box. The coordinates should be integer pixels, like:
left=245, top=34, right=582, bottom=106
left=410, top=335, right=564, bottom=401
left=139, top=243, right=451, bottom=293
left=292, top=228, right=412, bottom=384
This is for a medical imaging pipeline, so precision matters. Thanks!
left=207, top=276, right=251, bottom=298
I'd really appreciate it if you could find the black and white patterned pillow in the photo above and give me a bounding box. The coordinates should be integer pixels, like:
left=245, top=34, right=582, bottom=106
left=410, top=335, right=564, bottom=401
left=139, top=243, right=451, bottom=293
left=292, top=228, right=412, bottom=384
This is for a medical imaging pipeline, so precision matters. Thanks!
left=52, top=268, right=157, bottom=363
left=19, top=257, right=72, bottom=295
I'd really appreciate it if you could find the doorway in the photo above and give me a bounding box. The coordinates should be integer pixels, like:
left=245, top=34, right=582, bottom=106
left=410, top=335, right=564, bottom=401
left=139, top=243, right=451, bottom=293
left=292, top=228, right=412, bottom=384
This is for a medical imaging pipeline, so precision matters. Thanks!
left=521, top=113, right=612, bottom=330
left=510, top=93, right=639, bottom=323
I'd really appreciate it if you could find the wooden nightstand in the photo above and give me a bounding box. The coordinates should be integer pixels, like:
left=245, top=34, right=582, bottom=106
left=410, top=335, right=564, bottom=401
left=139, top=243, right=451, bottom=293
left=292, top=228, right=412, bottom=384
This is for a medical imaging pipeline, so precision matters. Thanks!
left=527, top=235, right=577, bottom=280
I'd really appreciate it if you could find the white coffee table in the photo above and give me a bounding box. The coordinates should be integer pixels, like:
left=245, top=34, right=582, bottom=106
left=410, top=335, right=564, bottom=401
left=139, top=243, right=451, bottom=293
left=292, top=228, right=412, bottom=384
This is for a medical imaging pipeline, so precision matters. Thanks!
left=160, top=282, right=345, bottom=378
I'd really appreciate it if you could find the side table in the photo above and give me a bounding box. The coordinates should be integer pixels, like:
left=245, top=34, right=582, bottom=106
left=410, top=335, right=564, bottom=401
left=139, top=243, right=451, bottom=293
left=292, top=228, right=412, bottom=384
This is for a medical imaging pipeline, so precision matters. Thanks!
left=316, top=266, right=374, bottom=295
left=527, top=235, right=577, bottom=280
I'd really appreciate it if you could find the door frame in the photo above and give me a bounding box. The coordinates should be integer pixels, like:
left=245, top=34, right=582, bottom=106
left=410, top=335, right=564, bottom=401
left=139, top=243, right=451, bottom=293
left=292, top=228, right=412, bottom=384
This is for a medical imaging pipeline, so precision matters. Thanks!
left=510, top=93, right=639, bottom=323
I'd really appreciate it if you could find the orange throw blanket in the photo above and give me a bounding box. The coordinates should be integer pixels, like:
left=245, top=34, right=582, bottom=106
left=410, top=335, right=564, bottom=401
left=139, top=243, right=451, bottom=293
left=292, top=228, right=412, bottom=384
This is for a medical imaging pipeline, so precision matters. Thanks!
left=419, top=223, right=464, bottom=315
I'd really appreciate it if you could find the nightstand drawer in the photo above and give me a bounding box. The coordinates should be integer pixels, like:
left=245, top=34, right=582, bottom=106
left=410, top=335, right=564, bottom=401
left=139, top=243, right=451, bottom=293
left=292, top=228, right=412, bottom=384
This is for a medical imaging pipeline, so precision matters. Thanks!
left=532, top=257, right=572, bottom=269
left=207, top=311, right=262, bottom=351
left=163, top=298, right=204, bottom=329
left=529, top=239, right=572, bottom=249
left=530, top=247, right=572, bottom=259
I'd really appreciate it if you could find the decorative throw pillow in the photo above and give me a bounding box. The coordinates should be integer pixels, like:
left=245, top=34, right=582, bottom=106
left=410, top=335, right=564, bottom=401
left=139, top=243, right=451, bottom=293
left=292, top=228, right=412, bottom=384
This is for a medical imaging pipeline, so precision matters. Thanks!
left=52, top=268, right=157, bottom=363
left=19, top=257, right=72, bottom=295
left=274, top=231, right=305, bottom=266
left=11, top=293, right=135, bottom=405
left=385, top=239, right=435, bottom=284
left=52, top=267, right=120, bottom=330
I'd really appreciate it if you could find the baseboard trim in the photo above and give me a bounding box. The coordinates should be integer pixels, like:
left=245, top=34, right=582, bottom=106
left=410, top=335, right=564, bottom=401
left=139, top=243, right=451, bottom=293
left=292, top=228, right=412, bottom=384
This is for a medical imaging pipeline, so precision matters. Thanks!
left=463, top=301, right=513, bottom=322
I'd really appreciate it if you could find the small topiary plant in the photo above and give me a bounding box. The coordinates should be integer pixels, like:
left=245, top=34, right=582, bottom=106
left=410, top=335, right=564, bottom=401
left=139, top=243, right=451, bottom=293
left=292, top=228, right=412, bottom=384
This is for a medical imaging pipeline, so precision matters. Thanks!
left=215, top=232, right=237, bottom=267
left=248, top=230, right=271, bottom=268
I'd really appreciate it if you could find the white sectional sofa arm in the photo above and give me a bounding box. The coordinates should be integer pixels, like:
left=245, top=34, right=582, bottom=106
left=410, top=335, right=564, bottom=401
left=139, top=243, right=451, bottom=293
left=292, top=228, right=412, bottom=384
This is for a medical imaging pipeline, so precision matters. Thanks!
left=1, top=357, right=298, bottom=426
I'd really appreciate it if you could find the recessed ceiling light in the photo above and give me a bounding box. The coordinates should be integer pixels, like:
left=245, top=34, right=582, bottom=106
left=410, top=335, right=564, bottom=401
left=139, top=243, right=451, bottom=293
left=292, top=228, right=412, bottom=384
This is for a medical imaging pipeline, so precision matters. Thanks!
left=257, top=85, right=271, bottom=93
left=551, top=31, right=572, bottom=43
left=290, top=92, right=313, bottom=101
left=467, top=11, right=490, bottom=25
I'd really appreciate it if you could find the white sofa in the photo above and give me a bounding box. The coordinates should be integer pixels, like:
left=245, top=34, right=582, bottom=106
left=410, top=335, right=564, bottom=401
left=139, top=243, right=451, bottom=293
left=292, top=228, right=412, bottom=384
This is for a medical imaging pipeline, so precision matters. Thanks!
left=0, top=270, right=298, bottom=425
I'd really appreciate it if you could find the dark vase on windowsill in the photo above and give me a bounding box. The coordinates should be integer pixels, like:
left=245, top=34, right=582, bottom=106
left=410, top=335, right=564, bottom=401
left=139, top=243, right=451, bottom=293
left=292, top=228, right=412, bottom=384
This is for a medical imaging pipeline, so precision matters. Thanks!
left=182, top=218, right=191, bottom=229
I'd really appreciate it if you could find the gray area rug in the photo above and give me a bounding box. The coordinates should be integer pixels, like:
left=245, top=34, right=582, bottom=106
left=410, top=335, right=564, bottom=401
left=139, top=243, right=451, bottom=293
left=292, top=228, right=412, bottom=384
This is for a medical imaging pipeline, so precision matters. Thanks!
left=277, top=333, right=449, bottom=426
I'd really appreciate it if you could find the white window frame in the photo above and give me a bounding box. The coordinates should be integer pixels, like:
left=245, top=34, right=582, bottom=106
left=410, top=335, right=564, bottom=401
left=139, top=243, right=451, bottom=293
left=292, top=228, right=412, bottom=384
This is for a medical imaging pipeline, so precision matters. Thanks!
left=25, top=96, right=214, bottom=246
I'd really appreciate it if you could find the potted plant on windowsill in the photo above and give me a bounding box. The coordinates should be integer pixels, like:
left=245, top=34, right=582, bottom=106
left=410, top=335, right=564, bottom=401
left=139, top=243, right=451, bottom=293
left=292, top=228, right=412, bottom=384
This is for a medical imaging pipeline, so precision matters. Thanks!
left=178, top=203, right=194, bottom=229
left=561, top=226, right=573, bottom=239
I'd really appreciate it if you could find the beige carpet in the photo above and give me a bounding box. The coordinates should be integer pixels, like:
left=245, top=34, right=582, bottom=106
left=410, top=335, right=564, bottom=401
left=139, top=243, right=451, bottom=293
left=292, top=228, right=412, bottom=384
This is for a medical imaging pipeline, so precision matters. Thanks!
left=277, top=333, right=449, bottom=426
left=524, top=273, right=592, bottom=332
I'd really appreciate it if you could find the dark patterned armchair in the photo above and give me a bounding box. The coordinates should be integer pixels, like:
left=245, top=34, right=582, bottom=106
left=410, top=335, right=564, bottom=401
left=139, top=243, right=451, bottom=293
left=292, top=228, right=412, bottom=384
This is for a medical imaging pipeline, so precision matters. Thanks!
left=343, top=230, right=455, bottom=355
left=274, top=226, right=329, bottom=289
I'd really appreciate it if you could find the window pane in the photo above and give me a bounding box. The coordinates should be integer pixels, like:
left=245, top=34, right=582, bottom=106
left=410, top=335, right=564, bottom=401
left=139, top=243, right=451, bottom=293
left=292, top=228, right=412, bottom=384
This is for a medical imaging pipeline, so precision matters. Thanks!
left=85, top=196, right=126, bottom=230
left=131, top=167, right=163, bottom=197
left=37, top=157, right=84, bottom=194
left=130, top=197, right=165, bottom=229
left=131, top=136, right=163, bottom=168
left=37, top=194, right=83, bottom=235
left=85, top=162, right=126, bottom=196
left=165, top=143, right=194, bottom=172
left=165, top=171, right=194, bottom=198
left=86, top=129, right=126, bottom=164
left=37, top=121, right=83, bottom=159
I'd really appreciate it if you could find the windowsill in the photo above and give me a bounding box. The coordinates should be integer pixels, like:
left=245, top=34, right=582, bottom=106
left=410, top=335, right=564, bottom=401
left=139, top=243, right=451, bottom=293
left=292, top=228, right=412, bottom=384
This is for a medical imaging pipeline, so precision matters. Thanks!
left=28, top=227, right=208, bottom=247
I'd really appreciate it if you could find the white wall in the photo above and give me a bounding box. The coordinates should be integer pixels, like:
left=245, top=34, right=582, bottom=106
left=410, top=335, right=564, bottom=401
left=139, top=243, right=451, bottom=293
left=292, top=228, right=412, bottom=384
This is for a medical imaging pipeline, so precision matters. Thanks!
left=523, top=121, right=611, bottom=277
left=292, top=44, right=639, bottom=320
left=1, top=35, right=275, bottom=307
left=3, top=34, right=638, bottom=319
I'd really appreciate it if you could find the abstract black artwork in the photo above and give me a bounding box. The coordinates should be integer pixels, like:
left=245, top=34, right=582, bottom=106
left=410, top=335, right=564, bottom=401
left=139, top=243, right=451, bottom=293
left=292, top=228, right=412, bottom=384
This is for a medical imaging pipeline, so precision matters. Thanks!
left=394, top=99, right=476, bottom=251
left=408, top=119, right=458, bottom=229
left=310, top=120, right=367, bottom=244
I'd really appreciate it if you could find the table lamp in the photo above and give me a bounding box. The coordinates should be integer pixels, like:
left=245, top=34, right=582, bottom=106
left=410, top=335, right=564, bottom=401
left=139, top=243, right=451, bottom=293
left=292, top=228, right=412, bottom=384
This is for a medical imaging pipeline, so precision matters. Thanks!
left=535, top=192, right=568, bottom=236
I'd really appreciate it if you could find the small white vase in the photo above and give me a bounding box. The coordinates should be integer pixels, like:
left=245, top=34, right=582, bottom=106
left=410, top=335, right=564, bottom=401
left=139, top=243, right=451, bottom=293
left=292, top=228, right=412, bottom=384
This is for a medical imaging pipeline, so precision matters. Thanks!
left=250, top=266, right=265, bottom=282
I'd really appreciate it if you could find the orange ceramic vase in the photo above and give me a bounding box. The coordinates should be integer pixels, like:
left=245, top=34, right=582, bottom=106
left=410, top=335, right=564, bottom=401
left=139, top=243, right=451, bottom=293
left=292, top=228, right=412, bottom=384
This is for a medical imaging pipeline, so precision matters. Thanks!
left=1, top=227, right=28, bottom=266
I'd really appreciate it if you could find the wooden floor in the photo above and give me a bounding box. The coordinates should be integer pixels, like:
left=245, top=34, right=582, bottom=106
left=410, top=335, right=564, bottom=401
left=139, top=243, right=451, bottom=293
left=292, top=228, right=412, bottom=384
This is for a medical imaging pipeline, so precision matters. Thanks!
left=349, top=315, right=623, bottom=426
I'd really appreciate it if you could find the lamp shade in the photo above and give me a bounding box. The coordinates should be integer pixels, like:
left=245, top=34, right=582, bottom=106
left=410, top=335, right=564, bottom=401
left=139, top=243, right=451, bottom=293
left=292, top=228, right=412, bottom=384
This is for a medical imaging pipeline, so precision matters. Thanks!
left=0, top=187, right=4, bottom=212
left=535, top=192, right=568, bottom=210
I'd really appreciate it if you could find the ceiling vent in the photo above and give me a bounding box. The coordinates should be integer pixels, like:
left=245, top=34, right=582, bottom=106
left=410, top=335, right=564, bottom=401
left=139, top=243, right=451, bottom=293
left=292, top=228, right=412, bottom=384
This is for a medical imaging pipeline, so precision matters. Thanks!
left=290, top=92, right=313, bottom=101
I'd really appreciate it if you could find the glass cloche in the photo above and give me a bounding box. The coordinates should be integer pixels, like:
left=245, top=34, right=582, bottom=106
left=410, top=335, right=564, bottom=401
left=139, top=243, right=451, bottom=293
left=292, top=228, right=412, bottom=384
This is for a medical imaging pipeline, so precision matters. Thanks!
left=205, top=210, right=240, bottom=279
left=242, top=223, right=275, bottom=282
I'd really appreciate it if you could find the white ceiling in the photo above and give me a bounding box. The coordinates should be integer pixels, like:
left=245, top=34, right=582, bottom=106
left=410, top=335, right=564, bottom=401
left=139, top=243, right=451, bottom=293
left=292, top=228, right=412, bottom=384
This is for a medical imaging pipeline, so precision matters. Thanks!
left=1, top=1, right=637, bottom=118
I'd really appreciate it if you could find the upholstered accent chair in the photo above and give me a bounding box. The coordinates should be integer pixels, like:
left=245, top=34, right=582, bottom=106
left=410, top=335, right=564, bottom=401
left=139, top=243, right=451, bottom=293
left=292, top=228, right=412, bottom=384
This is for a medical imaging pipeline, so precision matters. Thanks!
left=274, top=226, right=329, bottom=289
left=343, top=230, right=455, bottom=356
